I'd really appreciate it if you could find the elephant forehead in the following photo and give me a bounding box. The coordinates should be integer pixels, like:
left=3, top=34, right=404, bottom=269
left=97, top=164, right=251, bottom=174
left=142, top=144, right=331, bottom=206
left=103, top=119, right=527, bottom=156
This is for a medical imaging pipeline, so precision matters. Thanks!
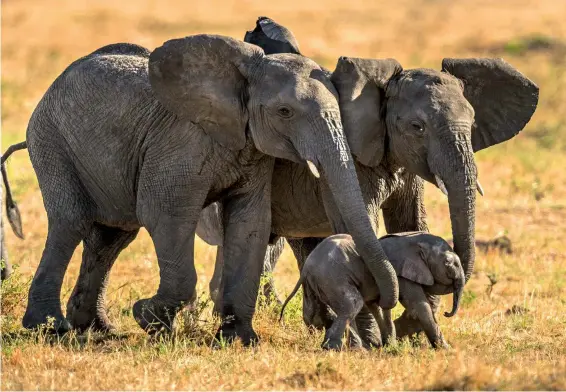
left=262, top=54, right=323, bottom=78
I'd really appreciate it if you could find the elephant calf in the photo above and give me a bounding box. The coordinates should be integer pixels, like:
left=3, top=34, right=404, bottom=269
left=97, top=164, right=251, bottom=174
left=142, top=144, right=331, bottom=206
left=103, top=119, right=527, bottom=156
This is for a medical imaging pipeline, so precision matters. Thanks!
left=280, top=232, right=464, bottom=350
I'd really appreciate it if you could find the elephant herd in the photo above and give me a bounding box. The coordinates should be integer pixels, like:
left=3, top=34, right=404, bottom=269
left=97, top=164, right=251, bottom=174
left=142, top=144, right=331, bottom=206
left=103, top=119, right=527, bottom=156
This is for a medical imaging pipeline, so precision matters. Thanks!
left=0, top=16, right=538, bottom=350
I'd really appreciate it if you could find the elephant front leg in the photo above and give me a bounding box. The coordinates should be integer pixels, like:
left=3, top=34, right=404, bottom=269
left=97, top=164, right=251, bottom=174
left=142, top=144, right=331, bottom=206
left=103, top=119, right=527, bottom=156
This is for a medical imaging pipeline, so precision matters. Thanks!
left=133, top=214, right=200, bottom=334
left=398, top=279, right=447, bottom=349
left=215, top=180, right=272, bottom=346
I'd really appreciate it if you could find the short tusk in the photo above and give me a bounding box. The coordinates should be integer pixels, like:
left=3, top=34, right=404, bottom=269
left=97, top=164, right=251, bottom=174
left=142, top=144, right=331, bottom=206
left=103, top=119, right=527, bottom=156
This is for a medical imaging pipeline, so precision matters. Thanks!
left=435, top=175, right=448, bottom=196
left=476, top=179, right=484, bottom=196
left=306, top=160, right=320, bottom=178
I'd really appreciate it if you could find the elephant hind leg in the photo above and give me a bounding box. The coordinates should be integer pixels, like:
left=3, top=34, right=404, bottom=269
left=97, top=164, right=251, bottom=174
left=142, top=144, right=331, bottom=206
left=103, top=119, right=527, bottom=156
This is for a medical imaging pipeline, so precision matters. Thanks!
left=23, top=141, right=91, bottom=333
left=322, top=290, right=364, bottom=351
left=67, top=224, right=138, bottom=333
left=22, top=219, right=84, bottom=333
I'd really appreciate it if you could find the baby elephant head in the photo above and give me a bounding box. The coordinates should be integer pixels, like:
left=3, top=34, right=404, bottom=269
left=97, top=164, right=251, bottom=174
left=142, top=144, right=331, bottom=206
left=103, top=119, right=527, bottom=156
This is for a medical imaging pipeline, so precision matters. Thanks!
left=417, top=240, right=465, bottom=318
left=382, top=232, right=465, bottom=318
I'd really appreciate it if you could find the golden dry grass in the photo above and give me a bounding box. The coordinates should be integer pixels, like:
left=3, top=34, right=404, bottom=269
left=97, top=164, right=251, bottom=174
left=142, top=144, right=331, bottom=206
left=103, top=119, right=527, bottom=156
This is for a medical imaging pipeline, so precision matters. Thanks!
left=2, top=0, right=566, bottom=389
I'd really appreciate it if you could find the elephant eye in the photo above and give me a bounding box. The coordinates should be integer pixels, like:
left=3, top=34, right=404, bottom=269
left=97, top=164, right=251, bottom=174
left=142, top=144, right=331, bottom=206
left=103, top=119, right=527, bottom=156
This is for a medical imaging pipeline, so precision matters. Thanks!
left=277, top=106, right=293, bottom=118
left=411, top=121, right=424, bottom=133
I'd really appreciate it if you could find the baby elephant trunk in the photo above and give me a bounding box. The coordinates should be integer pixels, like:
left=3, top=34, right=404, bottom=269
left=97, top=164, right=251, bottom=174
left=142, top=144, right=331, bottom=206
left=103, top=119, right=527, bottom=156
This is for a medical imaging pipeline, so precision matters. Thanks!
left=444, top=273, right=465, bottom=318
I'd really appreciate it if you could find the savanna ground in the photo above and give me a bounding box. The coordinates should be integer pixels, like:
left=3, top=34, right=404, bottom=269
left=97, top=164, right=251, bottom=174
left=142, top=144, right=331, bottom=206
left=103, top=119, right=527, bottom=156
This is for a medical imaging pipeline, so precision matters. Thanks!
left=1, top=0, right=566, bottom=389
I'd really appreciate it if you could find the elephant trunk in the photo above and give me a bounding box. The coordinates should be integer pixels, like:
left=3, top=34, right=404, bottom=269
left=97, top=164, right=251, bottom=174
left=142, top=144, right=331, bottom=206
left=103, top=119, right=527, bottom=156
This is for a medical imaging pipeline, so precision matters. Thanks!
left=432, top=132, right=477, bottom=284
left=444, top=268, right=465, bottom=317
left=315, top=113, right=398, bottom=309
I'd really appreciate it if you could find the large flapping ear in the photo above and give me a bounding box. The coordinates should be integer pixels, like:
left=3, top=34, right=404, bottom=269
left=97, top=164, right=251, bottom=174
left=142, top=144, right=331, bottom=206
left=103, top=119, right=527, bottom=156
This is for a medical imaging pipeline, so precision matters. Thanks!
left=331, top=57, right=402, bottom=167
left=442, top=58, right=539, bottom=152
left=244, top=16, right=301, bottom=55
left=149, top=34, right=263, bottom=150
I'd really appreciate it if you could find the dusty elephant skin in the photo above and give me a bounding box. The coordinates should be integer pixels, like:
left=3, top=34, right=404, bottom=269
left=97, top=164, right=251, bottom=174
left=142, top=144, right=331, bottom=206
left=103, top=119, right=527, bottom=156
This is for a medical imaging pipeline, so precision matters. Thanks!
left=198, top=16, right=539, bottom=340
left=280, top=232, right=465, bottom=350
left=10, top=32, right=399, bottom=343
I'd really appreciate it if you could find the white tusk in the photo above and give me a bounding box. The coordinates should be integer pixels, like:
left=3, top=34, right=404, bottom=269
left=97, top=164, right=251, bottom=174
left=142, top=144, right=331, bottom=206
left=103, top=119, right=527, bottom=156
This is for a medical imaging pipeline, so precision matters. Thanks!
left=306, top=160, right=320, bottom=178
left=476, top=179, right=484, bottom=196
left=435, top=175, right=448, bottom=196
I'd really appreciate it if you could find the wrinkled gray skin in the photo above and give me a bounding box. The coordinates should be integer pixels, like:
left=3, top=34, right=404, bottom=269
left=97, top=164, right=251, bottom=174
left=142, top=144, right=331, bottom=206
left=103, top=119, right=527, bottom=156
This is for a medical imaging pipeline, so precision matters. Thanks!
left=18, top=33, right=399, bottom=343
left=199, top=17, right=538, bottom=342
left=280, top=232, right=465, bottom=350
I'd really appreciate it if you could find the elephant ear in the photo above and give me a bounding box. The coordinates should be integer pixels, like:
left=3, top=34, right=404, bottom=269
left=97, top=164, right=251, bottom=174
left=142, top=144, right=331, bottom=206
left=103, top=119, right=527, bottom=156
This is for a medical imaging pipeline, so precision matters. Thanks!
left=381, top=236, right=434, bottom=286
left=332, top=57, right=403, bottom=167
left=244, top=16, right=301, bottom=55
left=441, top=58, right=539, bottom=152
left=149, top=34, right=263, bottom=150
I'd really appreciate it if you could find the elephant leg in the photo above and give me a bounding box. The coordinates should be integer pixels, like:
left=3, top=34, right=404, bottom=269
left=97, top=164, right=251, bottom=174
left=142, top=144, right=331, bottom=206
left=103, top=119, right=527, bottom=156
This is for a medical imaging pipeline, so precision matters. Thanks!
left=209, top=245, right=224, bottom=305
left=66, top=224, right=138, bottom=333
left=260, top=236, right=285, bottom=304
left=394, top=310, right=424, bottom=339
left=398, top=279, right=447, bottom=349
left=22, top=220, right=83, bottom=333
left=354, top=304, right=383, bottom=348
left=211, top=236, right=284, bottom=312
left=367, top=302, right=396, bottom=346
left=215, top=179, right=272, bottom=346
left=134, top=215, right=199, bottom=334
left=322, top=290, right=363, bottom=351
left=346, top=318, right=364, bottom=349
left=287, top=238, right=329, bottom=328
left=301, top=280, right=336, bottom=331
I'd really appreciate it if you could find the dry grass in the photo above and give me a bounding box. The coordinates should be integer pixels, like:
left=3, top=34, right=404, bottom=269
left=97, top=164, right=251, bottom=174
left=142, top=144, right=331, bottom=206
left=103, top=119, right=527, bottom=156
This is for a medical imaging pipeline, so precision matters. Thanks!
left=2, top=0, right=566, bottom=389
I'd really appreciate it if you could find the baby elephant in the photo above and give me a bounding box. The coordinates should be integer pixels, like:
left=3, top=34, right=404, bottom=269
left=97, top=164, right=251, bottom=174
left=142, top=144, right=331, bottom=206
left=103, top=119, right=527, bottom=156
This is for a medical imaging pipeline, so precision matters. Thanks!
left=280, top=232, right=465, bottom=350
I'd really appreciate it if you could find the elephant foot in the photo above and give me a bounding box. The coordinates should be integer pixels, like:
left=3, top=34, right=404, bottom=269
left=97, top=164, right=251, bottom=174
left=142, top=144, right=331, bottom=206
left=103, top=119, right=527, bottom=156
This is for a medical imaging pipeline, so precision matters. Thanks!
left=67, top=295, right=116, bottom=333
left=321, top=337, right=343, bottom=351
left=214, top=316, right=259, bottom=347
left=22, top=306, right=71, bottom=335
left=133, top=298, right=176, bottom=335
left=431, top=337, right=451, bottom=350
left=67, top=309, right=116, bottom=334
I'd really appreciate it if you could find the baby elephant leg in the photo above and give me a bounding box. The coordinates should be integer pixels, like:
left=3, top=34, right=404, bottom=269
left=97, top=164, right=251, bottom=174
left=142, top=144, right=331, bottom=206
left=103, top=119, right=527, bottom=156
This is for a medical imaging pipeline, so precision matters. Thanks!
left=322, top=290, right=364, bottom=351
left=368, top=303, right=396, bottom=346
left=354, top=304, right=382, bottom=348
left=346, top=319, right=364, bottom=349
left=399, top=279, right=448, bottom=349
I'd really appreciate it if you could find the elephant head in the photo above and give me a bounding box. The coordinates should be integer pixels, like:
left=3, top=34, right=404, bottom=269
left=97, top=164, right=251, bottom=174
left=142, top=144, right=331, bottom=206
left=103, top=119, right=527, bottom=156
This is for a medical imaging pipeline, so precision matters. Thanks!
left=381, top=232, right=465, bottom=317
left=149, top=34, right=398, bottom=308
left=333, top=57, right=539, bottom=283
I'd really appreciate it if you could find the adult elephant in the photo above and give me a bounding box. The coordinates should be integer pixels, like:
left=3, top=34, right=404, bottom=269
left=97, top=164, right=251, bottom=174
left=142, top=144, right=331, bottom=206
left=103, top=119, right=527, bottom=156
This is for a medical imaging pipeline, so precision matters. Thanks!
left=198, top=18, right=539, bottom=334
left=9, top=33, right=399, bottom=344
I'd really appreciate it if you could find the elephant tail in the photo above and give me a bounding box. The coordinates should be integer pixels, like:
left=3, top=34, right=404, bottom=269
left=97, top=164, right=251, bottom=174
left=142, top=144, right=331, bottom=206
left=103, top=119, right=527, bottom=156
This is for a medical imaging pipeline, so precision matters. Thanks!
left=2, top=141, right=27, bottom=239
left=279, top=272, right=307, bottom=323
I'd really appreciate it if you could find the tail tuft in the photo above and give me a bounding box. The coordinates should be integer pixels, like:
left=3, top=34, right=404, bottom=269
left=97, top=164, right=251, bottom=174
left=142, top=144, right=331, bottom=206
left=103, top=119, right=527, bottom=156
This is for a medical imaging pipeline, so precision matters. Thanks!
left=7, top=203, right=24, bottom=239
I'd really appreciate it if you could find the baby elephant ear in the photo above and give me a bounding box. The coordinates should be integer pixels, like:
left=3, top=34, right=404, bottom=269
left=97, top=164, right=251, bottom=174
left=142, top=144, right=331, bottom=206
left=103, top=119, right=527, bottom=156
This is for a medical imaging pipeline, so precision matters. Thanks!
left=397, top=257, right=434, bottom=286
left=332, top=57, right=402, bottom=167
left=149, top=34, right=263, bottom=150
left=244, top=16, right=301, bottom=55
left=385, top=240, right=434, bottom=286
left=442, top=58, right=539, bottom=152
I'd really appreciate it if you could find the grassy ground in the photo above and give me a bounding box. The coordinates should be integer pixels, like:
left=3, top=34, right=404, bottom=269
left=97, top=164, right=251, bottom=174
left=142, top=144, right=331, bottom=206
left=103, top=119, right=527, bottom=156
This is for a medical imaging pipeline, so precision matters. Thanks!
left=2, top=0, right=566, bottom=389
